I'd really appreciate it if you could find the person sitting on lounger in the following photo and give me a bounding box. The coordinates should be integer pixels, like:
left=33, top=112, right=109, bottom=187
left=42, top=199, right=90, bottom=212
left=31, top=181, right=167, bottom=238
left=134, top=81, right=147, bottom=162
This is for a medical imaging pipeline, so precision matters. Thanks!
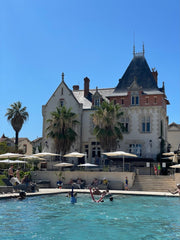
left=21, top=175, right=30, bottom=187
left=91, top=178, right=99, bottom=187
left=8, top=165, right=14, bottom=180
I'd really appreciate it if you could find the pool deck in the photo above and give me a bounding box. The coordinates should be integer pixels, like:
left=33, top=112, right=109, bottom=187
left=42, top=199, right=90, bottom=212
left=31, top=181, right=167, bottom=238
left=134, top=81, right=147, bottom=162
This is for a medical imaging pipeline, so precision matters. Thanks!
left=0, top=188, right=179, bottom=199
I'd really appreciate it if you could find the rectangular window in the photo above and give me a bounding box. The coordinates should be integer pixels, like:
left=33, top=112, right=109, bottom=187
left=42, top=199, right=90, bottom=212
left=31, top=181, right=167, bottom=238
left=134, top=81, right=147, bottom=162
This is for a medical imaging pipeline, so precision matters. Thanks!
left=60, top=99, right=64, bottom=107
left=142, top=116, right=151, bottom=133
left=142, top=122, right=145, bottom=132
left=131, top=95, right=139, bottom=105
left=136, top=96, right=139, bottom=105
left=131, top=96, right=135, bottom=105
left=121, top=117, right=129, bottom=133
left=84, top=145, right=89, bottom=159
left=23, top=144, right=27, bottom=154
left=129, top=144, right=142, bottom=157
left=154, top=97, right=157, bottom=104
left=145, top=97, right=149, bottom=104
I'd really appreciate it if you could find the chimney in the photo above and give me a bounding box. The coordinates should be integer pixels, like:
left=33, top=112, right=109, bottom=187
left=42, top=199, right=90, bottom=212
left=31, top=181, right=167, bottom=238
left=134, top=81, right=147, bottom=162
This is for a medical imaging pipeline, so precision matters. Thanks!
left=84, top=77, right=90, bottom=97
left=73, top=85, right=79, bottom=91
left=151, top=69, right=158, bottom=83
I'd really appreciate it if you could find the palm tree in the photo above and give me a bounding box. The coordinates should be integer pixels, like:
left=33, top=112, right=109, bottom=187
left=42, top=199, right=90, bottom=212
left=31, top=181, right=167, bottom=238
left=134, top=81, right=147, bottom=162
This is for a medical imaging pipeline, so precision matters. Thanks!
left=46, top=106, right=79, bottom=155
left=92, top=101, right=123, bottom=152
left=5, top=101, right=29, bottom=151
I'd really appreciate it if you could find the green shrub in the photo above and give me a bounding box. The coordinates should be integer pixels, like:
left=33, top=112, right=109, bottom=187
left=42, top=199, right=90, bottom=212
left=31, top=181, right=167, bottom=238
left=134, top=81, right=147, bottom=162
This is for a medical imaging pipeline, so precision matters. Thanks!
left=0, top=175, right=7, bottom=186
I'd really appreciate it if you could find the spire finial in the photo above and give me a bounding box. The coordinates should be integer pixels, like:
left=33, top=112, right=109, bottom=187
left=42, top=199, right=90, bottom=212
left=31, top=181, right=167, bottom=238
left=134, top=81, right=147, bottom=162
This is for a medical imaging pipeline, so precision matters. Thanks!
left=133, top=44, right=135, bottom=57
left=133, top=32, right=135, bottom=57
left=142, top=42, right=145, bottom=56
left=62, top=72, right=64, bottom=82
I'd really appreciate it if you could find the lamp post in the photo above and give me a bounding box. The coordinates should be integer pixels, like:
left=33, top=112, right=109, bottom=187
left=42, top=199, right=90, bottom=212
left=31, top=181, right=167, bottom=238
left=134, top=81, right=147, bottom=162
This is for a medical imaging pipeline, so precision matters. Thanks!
left=149, top=140, right=152, bottom=175
left=158, top=137, right=162, bottom=168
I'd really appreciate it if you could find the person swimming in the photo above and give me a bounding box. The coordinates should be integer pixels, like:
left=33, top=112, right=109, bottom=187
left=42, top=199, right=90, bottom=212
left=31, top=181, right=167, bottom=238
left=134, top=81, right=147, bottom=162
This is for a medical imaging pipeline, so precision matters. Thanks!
left=70, top=186, right=77, bottom=204
left=17, top=191, right=26, bottom=200
left=89, top=188, right=113, bottom=202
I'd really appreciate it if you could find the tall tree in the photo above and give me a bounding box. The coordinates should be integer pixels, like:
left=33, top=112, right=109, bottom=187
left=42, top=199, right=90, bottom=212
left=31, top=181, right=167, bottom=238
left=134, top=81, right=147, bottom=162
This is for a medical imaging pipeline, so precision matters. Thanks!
left=46, top=106, right=79, bottom=155
left=5, top=101, right=29, bottom=151
left=92, top=101, right=123, bottom=152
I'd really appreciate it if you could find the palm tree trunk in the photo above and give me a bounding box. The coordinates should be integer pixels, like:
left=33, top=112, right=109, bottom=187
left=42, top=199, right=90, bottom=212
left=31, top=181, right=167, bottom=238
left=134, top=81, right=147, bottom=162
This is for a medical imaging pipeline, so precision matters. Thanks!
left=15, top=131, right=19, bottom=151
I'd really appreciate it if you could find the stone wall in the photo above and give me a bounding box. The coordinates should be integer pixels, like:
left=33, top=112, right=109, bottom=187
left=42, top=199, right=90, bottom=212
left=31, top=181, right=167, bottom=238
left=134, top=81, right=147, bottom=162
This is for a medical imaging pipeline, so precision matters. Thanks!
left=175, top=173, right=180, bottom=184
left=31, top=171, right=135, bottom=189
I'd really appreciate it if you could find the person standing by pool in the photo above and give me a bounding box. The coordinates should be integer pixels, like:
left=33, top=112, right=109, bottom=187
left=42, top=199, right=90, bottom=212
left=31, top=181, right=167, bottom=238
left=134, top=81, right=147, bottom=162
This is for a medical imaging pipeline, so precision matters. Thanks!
left=8, top=165, right=14, bottom=179
left=125, top=176, right=129, bottom=190
left=157, top=163, right=161, bottom=175
left=154, top=165, right=157, bottom=175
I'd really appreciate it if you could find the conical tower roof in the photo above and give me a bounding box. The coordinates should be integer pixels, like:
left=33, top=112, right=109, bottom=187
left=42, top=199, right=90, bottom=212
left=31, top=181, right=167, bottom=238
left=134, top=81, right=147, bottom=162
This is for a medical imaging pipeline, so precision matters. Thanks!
left=114, top=55, right=159, bottom=93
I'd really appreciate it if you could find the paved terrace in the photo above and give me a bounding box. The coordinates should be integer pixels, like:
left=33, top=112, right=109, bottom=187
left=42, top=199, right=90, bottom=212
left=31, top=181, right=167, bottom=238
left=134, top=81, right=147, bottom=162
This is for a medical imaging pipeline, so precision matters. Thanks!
left=0, top=188, right=179, bottom=200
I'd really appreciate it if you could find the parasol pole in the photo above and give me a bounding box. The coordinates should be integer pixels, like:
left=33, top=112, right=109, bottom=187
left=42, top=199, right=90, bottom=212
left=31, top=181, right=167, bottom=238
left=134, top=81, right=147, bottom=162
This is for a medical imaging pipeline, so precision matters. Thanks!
left=123, top=155, right=124, bottom=172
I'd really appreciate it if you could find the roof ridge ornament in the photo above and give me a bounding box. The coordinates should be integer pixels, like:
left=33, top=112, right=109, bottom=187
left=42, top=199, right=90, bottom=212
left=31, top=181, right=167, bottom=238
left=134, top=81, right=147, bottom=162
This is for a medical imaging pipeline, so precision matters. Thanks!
left=133, top=44, right=135, bottom=57
left=62, top=72, right=64, bottom=82
left=133, top=43, right=145, bottom=57
left=142, top=42, right=145, bottom=56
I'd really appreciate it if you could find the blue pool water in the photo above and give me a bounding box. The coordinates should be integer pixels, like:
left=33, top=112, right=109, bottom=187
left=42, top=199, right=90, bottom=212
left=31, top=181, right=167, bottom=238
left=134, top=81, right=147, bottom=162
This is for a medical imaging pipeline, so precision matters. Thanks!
left=0, top=194, right=180, bottom=240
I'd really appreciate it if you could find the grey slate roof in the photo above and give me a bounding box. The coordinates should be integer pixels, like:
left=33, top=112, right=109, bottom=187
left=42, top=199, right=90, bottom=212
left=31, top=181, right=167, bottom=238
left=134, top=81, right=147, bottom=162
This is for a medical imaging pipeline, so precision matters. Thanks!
left=73, top=88, right=114, bottom=109
left=114, top=55, right=161, bottom=93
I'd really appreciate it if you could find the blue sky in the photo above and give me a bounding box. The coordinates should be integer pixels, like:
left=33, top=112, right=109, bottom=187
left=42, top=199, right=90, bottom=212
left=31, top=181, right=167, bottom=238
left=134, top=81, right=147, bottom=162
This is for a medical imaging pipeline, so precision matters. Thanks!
left=0, top=0, right=180, bottom=141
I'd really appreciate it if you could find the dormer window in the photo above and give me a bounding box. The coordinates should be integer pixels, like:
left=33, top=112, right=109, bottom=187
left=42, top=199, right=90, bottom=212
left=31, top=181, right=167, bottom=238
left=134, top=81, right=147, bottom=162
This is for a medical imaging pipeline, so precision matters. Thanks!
left=93, top=87, right=102, bottom=108
left=94, top=98, right=100, bottom=107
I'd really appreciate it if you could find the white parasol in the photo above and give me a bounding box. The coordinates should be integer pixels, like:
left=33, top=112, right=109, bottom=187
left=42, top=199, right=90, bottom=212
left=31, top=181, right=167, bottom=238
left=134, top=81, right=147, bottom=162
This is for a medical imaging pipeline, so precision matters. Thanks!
left=22, top=155, right=45, bottom=161
left=162, top=152, right=175, bottom=156
left=78, top=163, right=98, bottom=167
left=170, top=164, right=180, bottom=168
left=0, top=153, right=24, bottom=159
left=64, top=152, right=85, bottom=158
left=33, top=152, right=60, bottom=157
left=54, top=162, right=74, bottom=167
left=162, top=155, right=179, bottom=163
left=0, top=159, right=15, bottom=163
left=13, top=160, right=27, bottom=163
left=103, top=151, right=137, bottom=172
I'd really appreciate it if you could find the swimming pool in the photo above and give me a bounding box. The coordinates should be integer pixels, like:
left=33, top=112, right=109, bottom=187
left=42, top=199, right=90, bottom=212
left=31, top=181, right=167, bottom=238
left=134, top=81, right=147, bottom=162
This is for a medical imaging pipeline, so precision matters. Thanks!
left=0, top=194, right=179, bottom=240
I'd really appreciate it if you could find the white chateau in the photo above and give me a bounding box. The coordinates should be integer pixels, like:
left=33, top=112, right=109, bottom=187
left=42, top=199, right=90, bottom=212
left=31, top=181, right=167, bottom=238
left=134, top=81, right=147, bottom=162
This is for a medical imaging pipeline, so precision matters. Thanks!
left=42, top=48, right=169, bottom=164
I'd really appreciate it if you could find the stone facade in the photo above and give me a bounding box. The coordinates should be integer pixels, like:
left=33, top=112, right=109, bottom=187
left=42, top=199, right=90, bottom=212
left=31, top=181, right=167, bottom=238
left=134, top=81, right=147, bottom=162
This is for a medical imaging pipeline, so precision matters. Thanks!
left=168, top=122, right=180, bottom=152
left=42, top=50, right=169, bottom=163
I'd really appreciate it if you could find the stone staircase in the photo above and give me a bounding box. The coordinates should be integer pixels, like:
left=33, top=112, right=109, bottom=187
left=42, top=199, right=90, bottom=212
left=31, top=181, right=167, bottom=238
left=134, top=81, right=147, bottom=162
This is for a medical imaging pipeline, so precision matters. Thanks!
left=131, top=175, right=176, bottom=192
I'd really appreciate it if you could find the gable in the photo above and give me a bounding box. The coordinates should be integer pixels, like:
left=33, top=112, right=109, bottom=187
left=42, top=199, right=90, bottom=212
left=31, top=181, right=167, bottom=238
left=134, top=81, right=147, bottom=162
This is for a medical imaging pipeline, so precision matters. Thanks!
left=168, top=122, right=180, bottom=131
